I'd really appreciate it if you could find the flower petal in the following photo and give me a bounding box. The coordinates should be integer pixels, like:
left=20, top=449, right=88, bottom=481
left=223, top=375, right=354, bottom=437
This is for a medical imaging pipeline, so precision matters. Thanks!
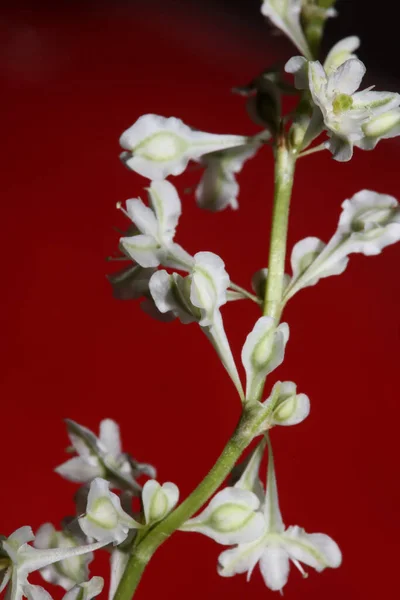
left=182, top=487, right=265, bottom=546
left=119, top=234, right=161, bottom=268
left=259, top=546, right=290, bottom=591
left=283, top=526, right=342, bottom=571
left=63, top=577, right=104, bottom=600
left=190, top=252, right=230, bottom=326
left=327, top=58, right=365, bottom=96
left=99, top=420, right=121, bottom=459
left=55, top=458, right=102, bottom=484
left=124, top=199, right=158, bottom=238
left=241, top=317, right=289, bottom=402
left=324, top=36, right=360, bottom=74
left=147, top=180, right=181, bottom=236
left=261, top=0, right=311, bottom=59
left=218, top=540, right=265, bottom=578
left=23, top=584, right=53, bottom=600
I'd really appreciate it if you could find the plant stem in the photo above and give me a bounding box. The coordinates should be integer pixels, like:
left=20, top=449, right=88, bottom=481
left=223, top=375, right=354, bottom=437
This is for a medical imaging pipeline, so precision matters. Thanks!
left=263, top=138, right=296, bottom=319
left=113, top=409, right=257, bottom=600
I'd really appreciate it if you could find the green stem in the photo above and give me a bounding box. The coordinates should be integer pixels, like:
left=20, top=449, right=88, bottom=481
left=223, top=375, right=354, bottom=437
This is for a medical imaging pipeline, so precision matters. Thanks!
left=114, top=409, right=258, bottom=600
left=263, top=139, right=296, bottom=319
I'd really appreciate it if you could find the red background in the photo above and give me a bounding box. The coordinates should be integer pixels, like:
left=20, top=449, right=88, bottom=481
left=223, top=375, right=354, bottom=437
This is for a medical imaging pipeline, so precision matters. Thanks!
left=1, top=1, right=399, bottom=599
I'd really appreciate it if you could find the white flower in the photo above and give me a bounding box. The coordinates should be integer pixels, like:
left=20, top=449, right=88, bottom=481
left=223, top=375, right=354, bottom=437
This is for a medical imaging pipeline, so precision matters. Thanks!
left=24, top=577, right=104, bottom=600
left=120, top=114, right=248, bottom=180
left=142, top=480, right=179, bottom=525
left=181, top=488, right=266, bottom=546
left=0, top=527, right=108, bottom=600
left=241, top=316, right=289, bottom=403
left=33, top=523, right=92, bottom=591
left=119, top=180, right=193, bottom=270
left=149, top=252, right=244, bottom=400
left=55, top=418, right=155, bottom=492
left=261, top=0, right=311, bottom=59
left=218, top=438, right=342, bottom=591
left=195, top=144, right=260, bottom=212
left=78, top=478, right=141, bottom=545
left=286, top=56, right=400, bottom=160
left=284, top=189, right=400, bottom=301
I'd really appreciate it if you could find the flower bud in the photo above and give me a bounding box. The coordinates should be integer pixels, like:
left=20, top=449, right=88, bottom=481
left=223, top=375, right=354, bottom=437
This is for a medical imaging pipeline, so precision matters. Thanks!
left=142, top=481, right=179, bottom=525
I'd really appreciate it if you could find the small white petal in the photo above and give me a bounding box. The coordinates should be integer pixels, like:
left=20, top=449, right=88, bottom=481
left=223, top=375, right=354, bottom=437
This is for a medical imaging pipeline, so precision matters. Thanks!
left=324, top=36, right=360, bottom=74
left=259, top=546, right=290, bottom=591
left=283, top=526, right=342, bottom=571
left=124, top=199, right=158, bottom=239
left=182, top=487, right=265, bottom=545
left=120, top=234, right=161, bottom=268
left=99, top=420, right=122, bottom=458
left=190, top=252, right=230, bottom=326
left=327, top=58, right=366, bottom=96
left=218, top=540, right=265, bottom=578
left=261, top=0, right=311, bottom=58
left=55, top=457, right=102, bottom=484
left=24, top=584, right=53, bottom=600
left=147, top=180, right=181, bottom=237
left=284, top=56, right=308, bottom=89
left=264, top=437, right=284, bottom=534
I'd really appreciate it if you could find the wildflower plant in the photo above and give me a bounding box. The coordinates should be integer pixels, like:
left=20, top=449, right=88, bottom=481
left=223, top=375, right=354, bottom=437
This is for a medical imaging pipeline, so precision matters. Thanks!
left=2, top=1, right=399, bottom=599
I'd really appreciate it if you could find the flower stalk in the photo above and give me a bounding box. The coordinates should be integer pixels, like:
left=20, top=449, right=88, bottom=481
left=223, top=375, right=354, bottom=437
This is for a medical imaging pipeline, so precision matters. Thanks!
left=264, top=137, right=297, bottom=320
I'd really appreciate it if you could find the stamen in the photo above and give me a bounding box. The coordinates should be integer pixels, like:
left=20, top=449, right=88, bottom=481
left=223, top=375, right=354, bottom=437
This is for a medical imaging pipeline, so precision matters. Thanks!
left=292, top=559, right=308, bottom=579
left=116, top=202, right=130, bottom=219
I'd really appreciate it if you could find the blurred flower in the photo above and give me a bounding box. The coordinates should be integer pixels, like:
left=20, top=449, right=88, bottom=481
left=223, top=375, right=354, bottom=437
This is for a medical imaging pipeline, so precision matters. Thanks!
left=195, top=144, right=260, bottom=212
left=0, top=527, right=107, bottom=600
left=24, top=577, right=103, bottom=600
left=120, top=114, right=248, bottom=180
left=119, top=180, right=193, bottom=270
left=55, top=418, right=155, bottom=492
left=34, top=523, right=92, bottom=590
left=261, top=0, right=311, bottom=58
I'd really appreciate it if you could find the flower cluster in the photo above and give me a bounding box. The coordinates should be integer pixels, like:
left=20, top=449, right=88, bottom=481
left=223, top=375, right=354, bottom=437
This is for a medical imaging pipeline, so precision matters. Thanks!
left=182, top=436, right=341, bottom=592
